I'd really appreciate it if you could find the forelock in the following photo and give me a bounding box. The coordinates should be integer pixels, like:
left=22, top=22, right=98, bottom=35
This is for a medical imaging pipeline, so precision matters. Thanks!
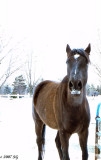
left=71, top=49, right=90, bottom=63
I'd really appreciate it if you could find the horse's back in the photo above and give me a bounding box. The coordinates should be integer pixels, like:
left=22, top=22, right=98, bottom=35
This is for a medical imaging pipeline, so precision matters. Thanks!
left=33, top=80, right=59, bottom=129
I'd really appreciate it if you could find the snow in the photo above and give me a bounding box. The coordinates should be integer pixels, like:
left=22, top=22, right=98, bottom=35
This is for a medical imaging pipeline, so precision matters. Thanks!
left=0, top=96, right=101, bottom=160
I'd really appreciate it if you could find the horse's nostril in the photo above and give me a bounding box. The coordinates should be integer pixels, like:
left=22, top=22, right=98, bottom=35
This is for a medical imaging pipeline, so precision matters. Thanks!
left=69, top=80, right=82, bottom=91
left=69, top=81, right=73, bottom=90
left=78, top=81, right=82, bottom=90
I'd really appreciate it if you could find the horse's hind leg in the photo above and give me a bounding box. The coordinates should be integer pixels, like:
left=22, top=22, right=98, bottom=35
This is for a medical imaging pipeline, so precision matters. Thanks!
left=33, top=109, right=46, bottom=160
left=36, top=123, right=46, bottom=160
left=55, top=131, right=63, bottom=160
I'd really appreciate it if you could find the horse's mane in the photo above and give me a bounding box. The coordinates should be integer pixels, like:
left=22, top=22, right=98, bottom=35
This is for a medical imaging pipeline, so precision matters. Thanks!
left=70, top=49, right=90, bottom=63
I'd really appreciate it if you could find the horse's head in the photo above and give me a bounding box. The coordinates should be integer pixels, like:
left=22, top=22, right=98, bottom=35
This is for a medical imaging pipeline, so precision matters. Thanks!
left=66, top=44, right=91, bottom=106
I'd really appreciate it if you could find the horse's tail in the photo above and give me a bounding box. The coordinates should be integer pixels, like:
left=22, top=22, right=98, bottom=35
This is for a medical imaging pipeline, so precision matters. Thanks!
left=42, top=124, right=46, bottom=139
left=33, top=80, right=51, bottom=106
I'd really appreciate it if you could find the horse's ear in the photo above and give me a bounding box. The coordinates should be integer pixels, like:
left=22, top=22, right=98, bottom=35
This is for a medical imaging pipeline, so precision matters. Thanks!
left=66, top=44, right=71, bottom=57
left=85, top=44, right=91, bottom=55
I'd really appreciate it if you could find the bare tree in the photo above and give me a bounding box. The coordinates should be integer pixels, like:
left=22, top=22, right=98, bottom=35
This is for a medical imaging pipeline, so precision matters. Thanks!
left=91, top=29, right=101, bottom=82
left=0, top=27, right=27, bottom=88
left=25, top=52, right=42, bottom=95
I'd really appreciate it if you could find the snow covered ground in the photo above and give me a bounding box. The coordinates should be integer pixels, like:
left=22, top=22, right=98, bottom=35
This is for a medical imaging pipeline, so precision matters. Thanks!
left=0, top=96, right=101, bottom=160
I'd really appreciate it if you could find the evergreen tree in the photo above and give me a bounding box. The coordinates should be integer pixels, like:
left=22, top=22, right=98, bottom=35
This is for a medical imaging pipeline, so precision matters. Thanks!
left=97, top=85, right=101, bottom=95
left=12, top=75, right=27, bottom=95
left=4, top=85, right=11, bottom=94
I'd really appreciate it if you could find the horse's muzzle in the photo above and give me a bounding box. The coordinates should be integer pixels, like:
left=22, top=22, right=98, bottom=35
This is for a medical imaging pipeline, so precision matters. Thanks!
left=69, top=80, right=82, bottom=95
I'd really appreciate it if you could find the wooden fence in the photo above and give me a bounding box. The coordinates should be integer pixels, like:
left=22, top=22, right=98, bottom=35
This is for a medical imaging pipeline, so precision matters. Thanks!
left=0, top=94, right=32, bottom=99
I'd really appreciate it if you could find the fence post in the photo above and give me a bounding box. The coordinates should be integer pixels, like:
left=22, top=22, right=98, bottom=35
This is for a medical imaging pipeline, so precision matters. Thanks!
left=17, top=94, right=19, bottom=99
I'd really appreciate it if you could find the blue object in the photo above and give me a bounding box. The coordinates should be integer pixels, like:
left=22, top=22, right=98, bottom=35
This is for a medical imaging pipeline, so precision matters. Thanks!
left=96, top=103, right=101, bottom=118
left=96, top=103, right=101, bottom=132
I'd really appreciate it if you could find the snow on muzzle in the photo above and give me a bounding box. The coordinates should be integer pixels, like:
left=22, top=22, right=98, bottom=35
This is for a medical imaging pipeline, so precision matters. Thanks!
left=71, top=90, right=81, bottom=95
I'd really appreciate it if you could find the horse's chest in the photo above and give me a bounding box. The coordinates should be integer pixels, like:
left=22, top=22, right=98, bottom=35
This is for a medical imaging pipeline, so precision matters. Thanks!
left=63, top=111, right=84, bottom=133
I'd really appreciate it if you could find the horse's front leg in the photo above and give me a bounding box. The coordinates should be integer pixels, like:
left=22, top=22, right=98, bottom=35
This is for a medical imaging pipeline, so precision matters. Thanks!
left=78, top=129, right=89, bottom=160
left=59, top=130, right=70, bottom=160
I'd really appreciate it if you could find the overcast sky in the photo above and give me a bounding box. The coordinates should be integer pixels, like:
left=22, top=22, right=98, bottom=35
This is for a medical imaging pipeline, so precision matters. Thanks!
left=0, top=0, right=101, bottom=84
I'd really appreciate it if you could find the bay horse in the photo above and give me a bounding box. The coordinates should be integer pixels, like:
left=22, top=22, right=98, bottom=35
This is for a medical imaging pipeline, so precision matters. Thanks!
left=32, top=44, right=91, bottom=160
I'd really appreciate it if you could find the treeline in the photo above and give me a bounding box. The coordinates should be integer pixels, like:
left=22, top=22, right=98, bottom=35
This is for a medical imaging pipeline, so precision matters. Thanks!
left=0, top=76, right=101, bottom=97
left=87, top=84, right=101, bottom=96
left=0, top=75, right=42, bottom=96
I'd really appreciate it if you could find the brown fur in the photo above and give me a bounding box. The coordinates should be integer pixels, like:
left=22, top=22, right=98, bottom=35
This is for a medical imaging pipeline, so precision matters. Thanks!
left=34, top=80, right=51, bottom=106
left=32, top=44, right=91, bottom=160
